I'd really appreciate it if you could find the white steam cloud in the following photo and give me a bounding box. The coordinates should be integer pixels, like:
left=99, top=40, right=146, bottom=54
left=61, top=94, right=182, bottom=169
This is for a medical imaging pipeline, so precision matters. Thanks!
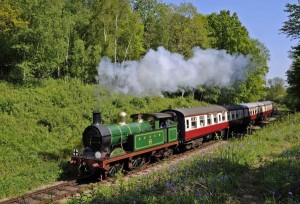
left=97, top=46, right=251, bottom=96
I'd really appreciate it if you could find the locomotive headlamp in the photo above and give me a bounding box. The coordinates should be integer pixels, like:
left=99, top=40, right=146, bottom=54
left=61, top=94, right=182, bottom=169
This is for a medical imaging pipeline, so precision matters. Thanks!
left=95, top=151, right=101, bottom=159
left=73, top=149, right=78, bottom=156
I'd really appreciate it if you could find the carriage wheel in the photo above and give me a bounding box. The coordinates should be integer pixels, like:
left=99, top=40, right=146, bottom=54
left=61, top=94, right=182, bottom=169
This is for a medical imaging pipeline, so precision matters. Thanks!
left=108, top=162, right=124, bottom=175
left=131, top=157, right=145, bottom=170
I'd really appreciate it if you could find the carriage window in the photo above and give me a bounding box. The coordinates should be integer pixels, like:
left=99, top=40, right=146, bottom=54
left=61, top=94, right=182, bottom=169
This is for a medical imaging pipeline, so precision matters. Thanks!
left=186, top=119, right=190, bottom=129
left=200, top=116, right=204, bottom=127
left=214, top=114, right=218, bottom=124
left=236, top=111, right=239, bottom=119
left=219, top=114, right=222, bottom=122
left=231, top=111, right=235, bottom=120
left=191, top=117, right=197, bottom=129
left=207, top=115, right=211, bottom=125
left=222, top=112, right=226, bottom=121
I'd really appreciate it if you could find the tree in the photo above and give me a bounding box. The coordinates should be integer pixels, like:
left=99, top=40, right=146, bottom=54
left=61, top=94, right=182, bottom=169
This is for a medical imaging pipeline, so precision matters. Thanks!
left=280, top=2, right=300, bottom=40
left=207, top=11, right=252, bottom=55
left=131, top=0, right=172, bottom=50
left=166, top=3, right=209, bottom=57
left=0, top=0, right=27, bottom=79
left=63, top=0, right=95, bottom=82
left=133, top=2, right=210, bottom=57
left=0, top=0, right=27, bottom=32
left=266, top=77, right=286, bottom=103
left=6, top=0, right=75, bottom=80
left=281, top=1, right=300, bottom=109
left=287, top=45, right=300, bottom=108
left=88, top=0, right=144, bottom=62
left=206, top=11, right=270, bottom=104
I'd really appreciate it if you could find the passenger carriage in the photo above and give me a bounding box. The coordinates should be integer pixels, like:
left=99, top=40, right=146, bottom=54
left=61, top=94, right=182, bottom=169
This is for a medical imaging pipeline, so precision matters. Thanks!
left=241, top=101, right=273, bottom=122
left=261, top=101, right=274, bottom=117
left=162, top=104, right=249, bottom=147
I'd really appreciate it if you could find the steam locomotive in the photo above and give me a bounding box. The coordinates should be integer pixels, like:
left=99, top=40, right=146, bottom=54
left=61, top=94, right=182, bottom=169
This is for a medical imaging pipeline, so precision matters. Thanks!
left=70, top=101, right=274, bottom=178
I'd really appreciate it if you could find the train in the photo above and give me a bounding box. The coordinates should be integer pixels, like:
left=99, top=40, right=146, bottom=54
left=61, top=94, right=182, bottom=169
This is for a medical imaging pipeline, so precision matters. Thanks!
left=70, top=101, right=274, bottom=178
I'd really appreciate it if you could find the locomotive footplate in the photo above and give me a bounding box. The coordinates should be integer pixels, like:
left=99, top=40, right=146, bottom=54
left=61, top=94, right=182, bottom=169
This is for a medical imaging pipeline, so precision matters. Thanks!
left=71, top=141, right=178, bottom=171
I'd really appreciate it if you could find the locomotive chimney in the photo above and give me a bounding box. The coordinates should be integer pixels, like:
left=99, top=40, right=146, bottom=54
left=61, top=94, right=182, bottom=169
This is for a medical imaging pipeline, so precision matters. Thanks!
left=92, top=110, right=101, bottom=125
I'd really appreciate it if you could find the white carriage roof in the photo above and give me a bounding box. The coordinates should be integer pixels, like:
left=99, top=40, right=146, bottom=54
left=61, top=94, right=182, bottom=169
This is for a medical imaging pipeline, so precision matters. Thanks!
left=241, top=102, right=265, bottom=108
left=169, top=104, right=244, bottom=117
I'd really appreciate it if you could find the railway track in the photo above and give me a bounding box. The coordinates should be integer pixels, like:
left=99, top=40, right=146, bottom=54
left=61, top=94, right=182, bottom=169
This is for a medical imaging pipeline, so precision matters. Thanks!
left=0, top=115, right=280, bottom=204
left=0, top=176, right=97, bottom=204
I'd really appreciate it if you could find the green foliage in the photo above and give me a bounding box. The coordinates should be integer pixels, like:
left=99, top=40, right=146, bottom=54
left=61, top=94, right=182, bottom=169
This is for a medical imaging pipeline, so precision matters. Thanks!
left=89, top=0, right=144, bottom=62
left=207, top=11, right=252, bottom=55
left=281, top=2, right=300, bottom=40
left=286, top=46, right=300, bottom=110
left=0, top=0, right=28, bottom=79
left=281, top=2, right=300, bottom=110
left=266, top=77, right=286, bottom=103
left=165, top=3, right=209, bottom=57
left=0, top=0, right=27, bottom=32
left=132, top=1, right=210, bottom=58
left=0, top=79, right=96, bottom=198
left=200, top=86, right=221, bottom=104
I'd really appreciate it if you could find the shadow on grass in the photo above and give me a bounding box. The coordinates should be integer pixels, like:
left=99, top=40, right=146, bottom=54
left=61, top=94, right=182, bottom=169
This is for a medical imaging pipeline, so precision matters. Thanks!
left=38, top=148, right=79, bottom=180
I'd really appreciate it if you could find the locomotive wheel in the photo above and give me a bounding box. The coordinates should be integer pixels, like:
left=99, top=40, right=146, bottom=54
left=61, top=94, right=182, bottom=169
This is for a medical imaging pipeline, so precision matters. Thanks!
left=108, top=162, right=124, bottom=175
left=130, top=157, right=145, bottom=170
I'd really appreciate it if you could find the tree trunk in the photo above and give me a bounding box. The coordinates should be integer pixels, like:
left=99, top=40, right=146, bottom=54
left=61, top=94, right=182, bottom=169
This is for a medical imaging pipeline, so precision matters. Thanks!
left=114, top=14, right=118, bottom=64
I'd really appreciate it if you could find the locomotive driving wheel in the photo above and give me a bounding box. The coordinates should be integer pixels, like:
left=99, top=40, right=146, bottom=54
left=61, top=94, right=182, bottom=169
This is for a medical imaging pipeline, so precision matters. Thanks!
left=130, top=156, right=145, bottom=170
left=108, top=162, right=124, bottom=175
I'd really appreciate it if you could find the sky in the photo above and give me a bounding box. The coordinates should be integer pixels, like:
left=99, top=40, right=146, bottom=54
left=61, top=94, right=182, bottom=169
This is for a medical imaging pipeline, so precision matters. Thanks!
left=163, top=0, right=298, bottom=80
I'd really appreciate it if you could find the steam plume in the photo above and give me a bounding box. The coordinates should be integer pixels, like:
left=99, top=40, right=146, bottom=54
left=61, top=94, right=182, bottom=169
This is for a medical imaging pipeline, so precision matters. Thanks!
left=97, top=46, right=250, bottom=96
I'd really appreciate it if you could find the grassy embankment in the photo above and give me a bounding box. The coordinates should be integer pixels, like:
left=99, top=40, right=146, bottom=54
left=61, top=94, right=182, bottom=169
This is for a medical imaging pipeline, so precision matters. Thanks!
left=68, top=113, right=300, bottom=204
left=0, top=79, right=208, bottom=199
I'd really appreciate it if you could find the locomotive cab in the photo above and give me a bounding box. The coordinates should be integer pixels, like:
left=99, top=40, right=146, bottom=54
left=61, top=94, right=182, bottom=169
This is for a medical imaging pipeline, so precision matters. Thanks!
left=130, top=113, right=175, bottom=129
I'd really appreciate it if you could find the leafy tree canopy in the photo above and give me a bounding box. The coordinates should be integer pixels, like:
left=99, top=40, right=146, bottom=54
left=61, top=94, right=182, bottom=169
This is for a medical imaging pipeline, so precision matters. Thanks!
left=0, top=0, right=27, bottom=32
left=281, top=1, right=300, bottom=40
left=281, top=1, right=300, bottom=109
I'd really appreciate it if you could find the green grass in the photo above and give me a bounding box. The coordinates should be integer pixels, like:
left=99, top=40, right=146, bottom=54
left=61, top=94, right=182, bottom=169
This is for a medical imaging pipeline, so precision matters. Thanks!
left=68, top=113, right=300, bottom=204
left=0, top=79, right=208, bottom=199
